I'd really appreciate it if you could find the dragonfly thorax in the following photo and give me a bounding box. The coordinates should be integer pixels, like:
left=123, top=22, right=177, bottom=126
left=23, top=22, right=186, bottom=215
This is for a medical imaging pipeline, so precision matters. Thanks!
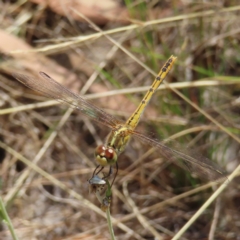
left=95, top=145, right=118, bottom=166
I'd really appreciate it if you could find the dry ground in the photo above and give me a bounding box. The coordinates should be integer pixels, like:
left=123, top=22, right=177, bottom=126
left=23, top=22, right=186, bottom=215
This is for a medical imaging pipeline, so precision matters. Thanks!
left=0, top=1, right=240, bottom=239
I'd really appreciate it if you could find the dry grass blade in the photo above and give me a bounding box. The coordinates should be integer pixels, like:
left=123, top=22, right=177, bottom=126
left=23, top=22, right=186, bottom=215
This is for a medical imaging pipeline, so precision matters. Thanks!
left=172, top=163, right=240, bottom=240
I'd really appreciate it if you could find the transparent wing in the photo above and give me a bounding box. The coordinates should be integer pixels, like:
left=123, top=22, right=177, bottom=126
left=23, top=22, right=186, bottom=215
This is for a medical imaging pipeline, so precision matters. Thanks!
left=132, top=131, right=227, bottom=181
left=12, top=72, right=121, bottom=129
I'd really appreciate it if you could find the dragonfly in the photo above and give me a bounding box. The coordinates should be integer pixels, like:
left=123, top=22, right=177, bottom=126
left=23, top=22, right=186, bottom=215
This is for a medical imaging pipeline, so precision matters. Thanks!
left=12, top=55, right=226, bottom=182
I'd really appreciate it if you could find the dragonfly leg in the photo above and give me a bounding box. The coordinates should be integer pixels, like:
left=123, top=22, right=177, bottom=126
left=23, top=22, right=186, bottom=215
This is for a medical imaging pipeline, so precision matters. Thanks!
left=111, top=162, right=118, bottom=187
left=102, top=165, right=113, bottom=179
left=92, top=165, right=104, bottom=177
left=101, top=164, right=117, bottom=187
left=92, top=163, right=118, bottom=187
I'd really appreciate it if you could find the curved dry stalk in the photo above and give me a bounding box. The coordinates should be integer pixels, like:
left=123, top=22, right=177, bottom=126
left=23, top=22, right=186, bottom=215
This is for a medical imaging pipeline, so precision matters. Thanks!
left=172, top=164, right=240, bottom=240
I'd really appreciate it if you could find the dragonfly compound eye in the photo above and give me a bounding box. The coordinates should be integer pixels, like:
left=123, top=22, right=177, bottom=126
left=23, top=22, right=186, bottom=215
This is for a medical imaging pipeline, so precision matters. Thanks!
left=95, top=145, right=117, bottom=166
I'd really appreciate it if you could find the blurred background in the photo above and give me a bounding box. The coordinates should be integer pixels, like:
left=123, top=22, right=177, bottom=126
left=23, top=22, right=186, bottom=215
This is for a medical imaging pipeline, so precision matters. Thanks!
left=0, top=0, right=240, bottom=239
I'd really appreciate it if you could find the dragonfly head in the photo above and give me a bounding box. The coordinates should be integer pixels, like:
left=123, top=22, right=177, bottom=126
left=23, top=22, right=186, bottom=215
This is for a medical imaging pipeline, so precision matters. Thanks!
left=95, top=145, right=118, bottom=166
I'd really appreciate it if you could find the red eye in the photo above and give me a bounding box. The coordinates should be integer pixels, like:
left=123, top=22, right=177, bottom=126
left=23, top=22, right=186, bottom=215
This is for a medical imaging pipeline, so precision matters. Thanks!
left=105, top=147, right=117, bottom=164
left=105, top=148, right=115, bottom=159
left=95, top=145, right=106, bottom=156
